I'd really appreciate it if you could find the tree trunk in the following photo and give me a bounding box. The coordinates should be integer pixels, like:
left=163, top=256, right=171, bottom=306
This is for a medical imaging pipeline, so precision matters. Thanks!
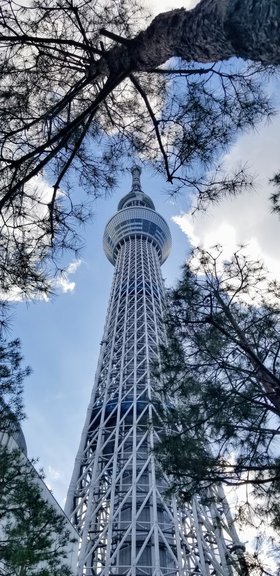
left=102, top=0, right=280, bottom=76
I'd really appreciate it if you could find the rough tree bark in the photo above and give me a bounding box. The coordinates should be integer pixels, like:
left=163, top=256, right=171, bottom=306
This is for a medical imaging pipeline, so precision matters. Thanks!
left=100, top=0, right=280, bottom=78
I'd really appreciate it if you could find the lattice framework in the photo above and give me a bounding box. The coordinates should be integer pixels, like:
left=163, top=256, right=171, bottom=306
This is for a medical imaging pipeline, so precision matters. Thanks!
left=66, top=173, right=245, bottom=576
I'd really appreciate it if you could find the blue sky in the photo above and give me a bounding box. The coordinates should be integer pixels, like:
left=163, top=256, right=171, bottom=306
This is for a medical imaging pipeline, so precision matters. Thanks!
left=9, top=0, right=280, bottom=510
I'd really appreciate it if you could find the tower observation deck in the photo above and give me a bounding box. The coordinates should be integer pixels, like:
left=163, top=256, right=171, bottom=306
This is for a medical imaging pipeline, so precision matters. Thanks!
left=65, top=167, right=245, bottom=576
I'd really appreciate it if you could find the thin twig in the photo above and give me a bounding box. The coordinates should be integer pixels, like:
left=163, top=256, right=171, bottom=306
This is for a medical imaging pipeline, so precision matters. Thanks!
left=129, top=73, right=173, bottom=182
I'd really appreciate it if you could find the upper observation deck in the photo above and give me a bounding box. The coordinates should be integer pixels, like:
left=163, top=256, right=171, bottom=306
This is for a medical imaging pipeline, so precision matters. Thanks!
left=103, top=167, right=172, bottom=266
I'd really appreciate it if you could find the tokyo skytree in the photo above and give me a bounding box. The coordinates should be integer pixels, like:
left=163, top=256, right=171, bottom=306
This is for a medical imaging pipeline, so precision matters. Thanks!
left=65, top=167, right=245, bottom=576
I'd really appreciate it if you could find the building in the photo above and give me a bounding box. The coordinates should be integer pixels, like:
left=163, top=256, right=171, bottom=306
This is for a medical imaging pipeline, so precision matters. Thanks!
left=65, top=167, right=245, bottom=576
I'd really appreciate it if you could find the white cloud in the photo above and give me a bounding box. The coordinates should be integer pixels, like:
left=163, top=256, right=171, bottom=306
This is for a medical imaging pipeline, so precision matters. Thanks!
left=66, top=260, right=82, bottom=275
left=9, top=175, right=82, bottom=298
left=146, top=0, right=199, bottom=15
left=44, top=466, right=64, bottom=495
left=47, top=465, right=62, bottom=481
left=55, top=259, right=82, bottom=294
left=56, top=277, right=76, bottom=293
left=173, top=113, right=280, bottom=279
left=3, top=258, right=82, bottom=301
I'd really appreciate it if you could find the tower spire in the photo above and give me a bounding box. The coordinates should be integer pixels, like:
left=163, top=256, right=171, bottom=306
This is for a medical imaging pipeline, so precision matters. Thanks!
left=131, top=165, right=142, bottom=193
left=117, top=166, right=155, bottom=211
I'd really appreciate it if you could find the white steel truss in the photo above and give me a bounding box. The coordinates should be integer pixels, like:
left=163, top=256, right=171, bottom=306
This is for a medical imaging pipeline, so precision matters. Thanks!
left=65, top=168, right=246, bottom=576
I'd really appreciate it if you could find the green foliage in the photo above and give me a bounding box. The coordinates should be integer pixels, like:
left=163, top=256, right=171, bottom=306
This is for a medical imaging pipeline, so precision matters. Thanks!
left=0, top=446, right=74, bottom=576
left=156, top=246, right=280, bottom=534
left=0, top=336, right=31, bottom=435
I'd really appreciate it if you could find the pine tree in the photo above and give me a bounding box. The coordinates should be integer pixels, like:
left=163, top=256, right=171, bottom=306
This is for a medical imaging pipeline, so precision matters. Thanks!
left=0, top=337, right=31, bottom=435
left=0, top=446, right=74, bottom=576
left=156, top=246, right=280, bottom=540
left=0, top=0, right=279, bottom=295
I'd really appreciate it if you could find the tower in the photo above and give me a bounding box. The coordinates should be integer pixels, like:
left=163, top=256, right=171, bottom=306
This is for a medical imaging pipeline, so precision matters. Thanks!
left=65, top=168, right=245, bottom=576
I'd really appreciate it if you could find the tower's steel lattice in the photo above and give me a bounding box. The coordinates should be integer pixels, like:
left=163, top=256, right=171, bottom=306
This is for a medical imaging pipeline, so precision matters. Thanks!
left=66, top=168, right=245, bottom=576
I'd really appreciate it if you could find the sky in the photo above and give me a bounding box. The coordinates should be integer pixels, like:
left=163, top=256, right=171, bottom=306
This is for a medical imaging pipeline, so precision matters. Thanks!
left=9, top=0, right=280, bottom=513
